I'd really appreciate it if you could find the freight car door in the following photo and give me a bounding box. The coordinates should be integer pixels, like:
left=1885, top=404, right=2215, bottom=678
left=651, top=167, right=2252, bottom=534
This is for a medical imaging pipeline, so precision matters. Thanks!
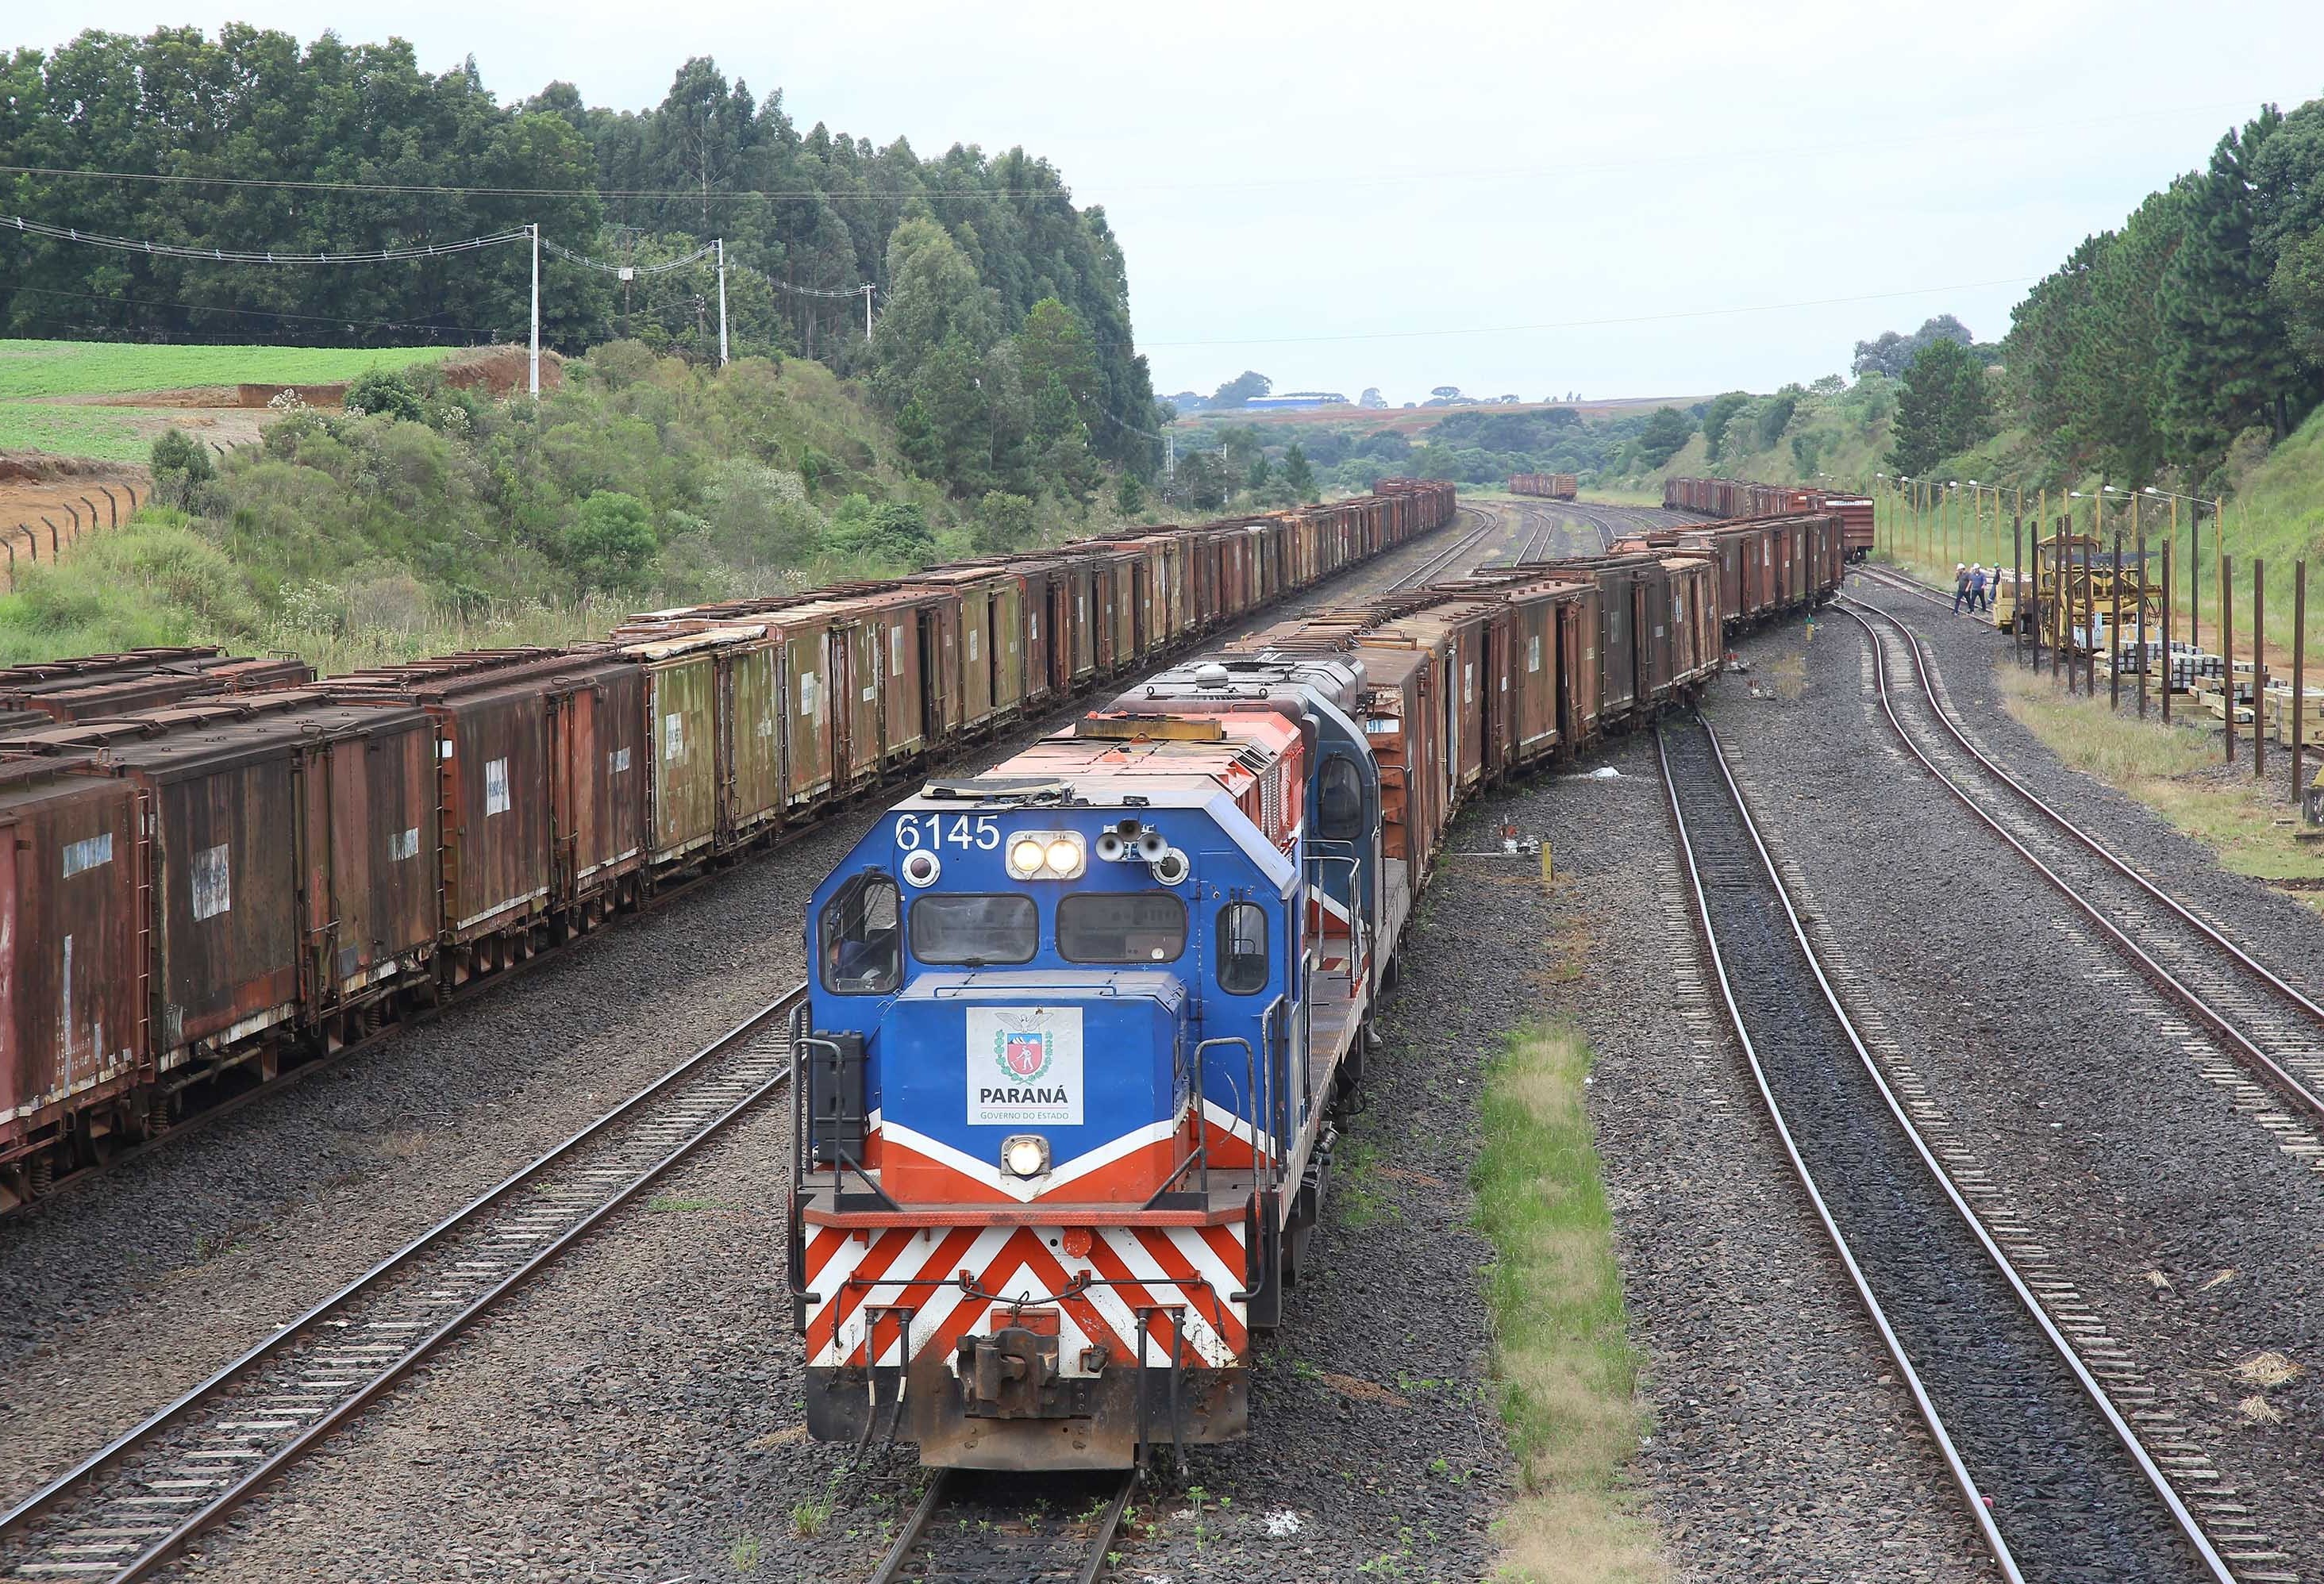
left=883, top=613, right=924, bottom=759
left=846, top=623, right=881, bottom=782
left=991, top=581, right=1024, bottom=715
left=783, top=630, right=833, bottom=805
left=728, top=644, right=783, bottom=841
left=650, top=658, right=717, bottom=863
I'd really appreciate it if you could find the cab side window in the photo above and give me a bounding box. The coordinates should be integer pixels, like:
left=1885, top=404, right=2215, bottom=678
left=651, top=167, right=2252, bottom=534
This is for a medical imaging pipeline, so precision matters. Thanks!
left=1217, top=901, right=1268, bottom=994
left=1317, top=756, right=1364, bottom=841
left=820, top=871, right=902, bottom=994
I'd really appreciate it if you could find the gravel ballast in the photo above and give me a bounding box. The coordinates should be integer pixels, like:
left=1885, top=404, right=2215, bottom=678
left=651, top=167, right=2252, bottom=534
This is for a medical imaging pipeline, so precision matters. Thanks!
left=1706, top=582, right=2324, bottom=1576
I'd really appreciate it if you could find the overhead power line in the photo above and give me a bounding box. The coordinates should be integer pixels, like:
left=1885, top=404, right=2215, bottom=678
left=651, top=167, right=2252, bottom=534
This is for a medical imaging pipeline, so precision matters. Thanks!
left=8, top=283, right=503, bottom=336
left=541, top=237, right=718, bottom=275
left=0, top=163, right=1075, bottom=204
left=1, top=213, right=532, bottom=264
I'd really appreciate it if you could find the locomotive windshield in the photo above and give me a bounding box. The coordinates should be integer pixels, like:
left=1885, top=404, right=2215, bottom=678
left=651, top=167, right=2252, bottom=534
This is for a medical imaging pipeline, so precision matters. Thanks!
left=1317, top=757, right=1364, bottom=840
left=909, top=894, right=1038, bottom=965
left=820, top=871, right=901, bottom=994
left=1057, top=892, right=1188, bottom=963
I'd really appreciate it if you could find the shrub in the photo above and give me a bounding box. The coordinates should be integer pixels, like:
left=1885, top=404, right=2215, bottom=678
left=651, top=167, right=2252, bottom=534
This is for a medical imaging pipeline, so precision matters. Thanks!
left=561, top=490, right=659, bottom=591
left=344, top=367, right=425, bottom=423
left=829, top=498, right=933, bottom=565
left=148, top=428, right=217, bottom=507
left=970, top=491, right=1035, bottom=555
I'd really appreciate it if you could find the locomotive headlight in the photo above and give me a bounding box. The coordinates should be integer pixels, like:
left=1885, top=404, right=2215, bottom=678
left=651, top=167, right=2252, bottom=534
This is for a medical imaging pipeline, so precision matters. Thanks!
left=1002, top=1133, right=1051, bottom=1178
left=899, top=849, right=941, bottom=888
left=1005, top=831, right=1085, bottom=879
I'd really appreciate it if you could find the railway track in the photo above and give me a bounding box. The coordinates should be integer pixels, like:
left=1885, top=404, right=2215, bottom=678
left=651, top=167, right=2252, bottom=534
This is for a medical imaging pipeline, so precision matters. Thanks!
left=1853, top=560, right=1971, bottom=613
left=1837, top=595, right=2324, bottom=1126
left=868, top=1469, right=1135, bottom=1584
left=1659, top=713, right=2230, bottom=1583
left=1388, top=502, right=1504, bottom=590
left=0, top=986, right=805, bottom=1582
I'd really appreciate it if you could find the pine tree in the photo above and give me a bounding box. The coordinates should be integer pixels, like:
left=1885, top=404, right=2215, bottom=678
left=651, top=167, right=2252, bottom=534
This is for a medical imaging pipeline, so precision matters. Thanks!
left=2156, top=110, right=2304, bottom=473
left=1282, top=443, right=1316, bottom=502
left=1888, top=339, right=1990, bottom=475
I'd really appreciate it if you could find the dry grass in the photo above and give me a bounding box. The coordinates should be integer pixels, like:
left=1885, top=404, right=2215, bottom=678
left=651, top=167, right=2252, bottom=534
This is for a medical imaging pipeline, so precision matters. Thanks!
left=1997, top=662, right=2324, bottom=890
left=1476, top=1024, right=1668, bottom=1584
left=1763, top=652, right=1808, bottom=702
left=2234, top=1351, right=2304, bottom=1390
left=1318, top=1371, right=1410, bottom=1407
left=2239, top=1394, right=2286, bottom=1425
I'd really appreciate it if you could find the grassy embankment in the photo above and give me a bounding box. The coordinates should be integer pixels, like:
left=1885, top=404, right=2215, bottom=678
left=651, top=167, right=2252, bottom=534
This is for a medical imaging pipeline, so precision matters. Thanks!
left=0, top=339, right=462, bottom=460
left=0, top=344, right=1156, bottom=670
left=1475, top=1022, right=1666, bottom=1583
left=1997, top=663, right=2324, bottom=891
left=1872, top=405, right=2324, bottom=669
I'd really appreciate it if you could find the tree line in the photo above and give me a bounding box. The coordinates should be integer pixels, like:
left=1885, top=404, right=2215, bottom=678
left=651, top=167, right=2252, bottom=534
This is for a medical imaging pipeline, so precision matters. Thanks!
left=0, top=29, right=1163, bottom=500
left=2005, top=97, right=2324, bottom=488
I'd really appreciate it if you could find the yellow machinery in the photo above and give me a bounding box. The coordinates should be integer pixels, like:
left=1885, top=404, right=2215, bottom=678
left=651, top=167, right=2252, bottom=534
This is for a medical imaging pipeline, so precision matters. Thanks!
left=2035, top=534, right=2162, bottom=652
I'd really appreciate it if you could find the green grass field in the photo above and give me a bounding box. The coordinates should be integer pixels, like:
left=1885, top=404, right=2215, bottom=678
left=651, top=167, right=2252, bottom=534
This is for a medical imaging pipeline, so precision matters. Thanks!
left=0, top=402, right=152, bottom=461
left=0, top=339, right=461, bottom=400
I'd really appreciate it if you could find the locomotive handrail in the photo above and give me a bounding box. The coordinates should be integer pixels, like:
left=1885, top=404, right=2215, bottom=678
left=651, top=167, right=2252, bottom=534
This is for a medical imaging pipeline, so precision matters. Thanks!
left=1302, top=847, right=1367, bottom=1002
left=1166, top=1036, right=1256, bottom=1205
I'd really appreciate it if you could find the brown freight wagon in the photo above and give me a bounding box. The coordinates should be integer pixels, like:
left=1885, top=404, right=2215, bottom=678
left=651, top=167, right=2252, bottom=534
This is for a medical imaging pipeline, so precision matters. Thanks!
left=0, top=648, right=225, bottom=699
left=905, top=567, right=1029, bottom=732
left=2, top=693, right=443, bottom=1074
left=22, top=655, right=316, bottom=720
left=0, top=754, right=145, bottom=1205
left=321, top=649, right=650, bottom=975
left=1342, top=643, right=1446, bottom=904
left=602, top=622, right=787, bottom=870
left=1363, top=601, right=1495, bottom=794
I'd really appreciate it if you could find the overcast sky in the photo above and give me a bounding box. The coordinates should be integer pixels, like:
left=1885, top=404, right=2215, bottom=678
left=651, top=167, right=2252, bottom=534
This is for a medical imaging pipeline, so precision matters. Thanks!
left=13, top=1, right=2324, bottom=405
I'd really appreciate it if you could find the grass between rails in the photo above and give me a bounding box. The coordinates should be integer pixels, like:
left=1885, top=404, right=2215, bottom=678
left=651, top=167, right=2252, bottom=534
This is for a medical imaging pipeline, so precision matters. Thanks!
left=1995, top=662, right=2324, bottom=892
left=1474, top=1021, right=1666, bottom=1584
left=0, top=338, right=460, bottom=399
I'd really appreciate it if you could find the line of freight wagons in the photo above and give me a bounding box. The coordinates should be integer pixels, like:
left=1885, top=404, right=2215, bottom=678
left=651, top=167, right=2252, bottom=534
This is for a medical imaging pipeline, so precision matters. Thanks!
left=1232, top=507, right=1847, bottom=882
left=1508, top=472, right=1579, bottom=500
left=0, top=483, right=1456, bottom=1208
left=1664, top=475, right=1875, bottom=562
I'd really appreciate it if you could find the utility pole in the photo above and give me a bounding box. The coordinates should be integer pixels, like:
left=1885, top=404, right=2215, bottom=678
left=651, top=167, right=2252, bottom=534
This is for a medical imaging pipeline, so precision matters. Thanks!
left=716, top=240, right=729, bottom=367
left=529, top=222, right=541, bottom=398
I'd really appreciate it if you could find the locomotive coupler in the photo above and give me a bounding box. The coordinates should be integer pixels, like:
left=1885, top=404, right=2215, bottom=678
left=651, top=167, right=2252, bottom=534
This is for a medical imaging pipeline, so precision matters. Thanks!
left=958, top=1312, right=1072, bottom=1419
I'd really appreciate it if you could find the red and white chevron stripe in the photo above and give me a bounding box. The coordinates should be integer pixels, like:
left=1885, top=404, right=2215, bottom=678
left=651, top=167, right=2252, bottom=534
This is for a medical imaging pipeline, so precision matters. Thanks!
left=802, top=1221, right=1249, bottom=1371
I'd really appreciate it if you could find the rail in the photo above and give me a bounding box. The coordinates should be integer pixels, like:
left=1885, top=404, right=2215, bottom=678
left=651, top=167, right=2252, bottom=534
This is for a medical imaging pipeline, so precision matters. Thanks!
left=868, top=1467, right=1135, bottom=1584
left=0, top=984, right=806, bottom=1582
left=1386, top=503, right=1501, bottom=591
left=1658, top=716, right=2229, bottom=1582
left=1836, top=594, right=2324, bottom=1122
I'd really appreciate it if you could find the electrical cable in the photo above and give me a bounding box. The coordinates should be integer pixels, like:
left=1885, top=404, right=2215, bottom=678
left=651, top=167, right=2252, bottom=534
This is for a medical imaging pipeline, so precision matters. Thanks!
left=5, top=283, right=502, bottom=336
left=541, top=237, right=718, bottom=275
left=0, top=213, right=532, bottom=264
